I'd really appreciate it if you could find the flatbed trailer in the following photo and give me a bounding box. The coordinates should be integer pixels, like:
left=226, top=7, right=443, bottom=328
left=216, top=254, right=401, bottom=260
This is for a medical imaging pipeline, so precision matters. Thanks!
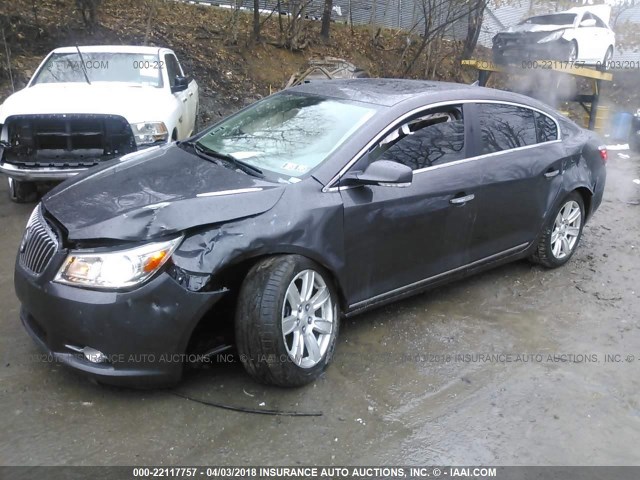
left=461, top=59, right=613, bottom=130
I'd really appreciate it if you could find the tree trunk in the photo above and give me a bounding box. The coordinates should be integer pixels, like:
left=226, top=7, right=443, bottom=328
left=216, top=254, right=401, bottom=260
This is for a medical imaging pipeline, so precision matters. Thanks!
left=461, top=1, right=486, bottom=59
left=320, top=0, right=332, bottom=39
left=253, top=0, right=261, bottom=40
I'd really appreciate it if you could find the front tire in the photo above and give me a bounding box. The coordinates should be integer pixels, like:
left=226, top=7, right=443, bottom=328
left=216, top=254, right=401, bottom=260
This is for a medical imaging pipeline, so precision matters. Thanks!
left=530, top=192, right=585, bottom=268
left=568, top=41, right=578, bottom=62
left=8, top=178, right=38, bottom=203
left=235, top=255, right=339, bottom=387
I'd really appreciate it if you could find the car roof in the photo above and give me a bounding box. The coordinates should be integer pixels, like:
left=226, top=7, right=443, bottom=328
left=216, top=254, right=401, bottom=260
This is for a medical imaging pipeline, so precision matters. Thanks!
left=289, top=78, right=474, bottom=107
left=51, top=45, right=165, bottom=55
left=288, top=78, right=549, bottom=111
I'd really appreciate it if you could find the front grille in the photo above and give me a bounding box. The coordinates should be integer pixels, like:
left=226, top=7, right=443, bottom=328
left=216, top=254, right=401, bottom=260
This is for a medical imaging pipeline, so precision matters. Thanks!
left=5, top=114, right=136, bottom=168
left=19, top=206, right=59, bottom=275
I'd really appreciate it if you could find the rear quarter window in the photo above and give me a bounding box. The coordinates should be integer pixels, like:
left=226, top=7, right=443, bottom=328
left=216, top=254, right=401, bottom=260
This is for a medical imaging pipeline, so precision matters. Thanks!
left=534, top=112, right=559, bottom=142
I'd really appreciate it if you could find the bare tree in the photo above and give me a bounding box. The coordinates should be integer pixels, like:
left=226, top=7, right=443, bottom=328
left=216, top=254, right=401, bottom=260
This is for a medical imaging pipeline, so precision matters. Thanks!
left=225, top=0, right=245, bottom=45
left=400, top=0, right=487, bottom=76
left=320, top=0, right=333, bottom=39
left=76, top=0, right=101, bottom=32
left=253, top=0, right=261, bottom=40
left=461, top=0, right=488, bottom=59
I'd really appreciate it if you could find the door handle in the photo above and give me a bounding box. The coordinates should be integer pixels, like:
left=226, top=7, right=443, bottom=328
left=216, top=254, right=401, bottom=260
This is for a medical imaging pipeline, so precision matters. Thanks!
left=182, top=98, right=188, bottom=103
left=189, top=91, right=193, bottom=97
left=450, top=193, right=475, bottom=205
left=544, top=169, right=560, bottom=178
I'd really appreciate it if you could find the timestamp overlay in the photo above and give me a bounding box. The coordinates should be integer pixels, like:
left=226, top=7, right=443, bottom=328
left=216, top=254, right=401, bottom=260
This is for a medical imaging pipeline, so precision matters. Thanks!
left=2, top=466, right=640, bottom=480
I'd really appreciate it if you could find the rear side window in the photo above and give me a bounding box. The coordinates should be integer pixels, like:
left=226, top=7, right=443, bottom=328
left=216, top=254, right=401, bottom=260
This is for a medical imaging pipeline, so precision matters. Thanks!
left=374, top=107, right=465, bottom=170
left=478, top=103, right=537, bottom=154
left=534, top=112, right=558, bottom=142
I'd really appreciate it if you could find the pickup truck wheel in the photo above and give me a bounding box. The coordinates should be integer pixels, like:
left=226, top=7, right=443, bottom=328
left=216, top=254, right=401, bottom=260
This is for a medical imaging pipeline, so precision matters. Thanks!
left=235, top=255, right=339, bottom=387
left=8, top=178, right=38, bottom=203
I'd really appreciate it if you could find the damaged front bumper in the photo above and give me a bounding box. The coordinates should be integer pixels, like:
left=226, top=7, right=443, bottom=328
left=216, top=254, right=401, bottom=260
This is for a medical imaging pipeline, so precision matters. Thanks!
left=492, top=35, right=574, bottom=63
left=0, top=161, right=87, bottom=181
left=15, top=255, right=226, bottom=387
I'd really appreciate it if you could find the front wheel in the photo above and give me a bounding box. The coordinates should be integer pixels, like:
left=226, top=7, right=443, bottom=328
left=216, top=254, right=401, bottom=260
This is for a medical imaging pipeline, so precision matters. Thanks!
left=568, top=41, right=578, bottom=62
left=530, top=192, right=585, bottom=268
left=235, top=255, right=339, bottom=387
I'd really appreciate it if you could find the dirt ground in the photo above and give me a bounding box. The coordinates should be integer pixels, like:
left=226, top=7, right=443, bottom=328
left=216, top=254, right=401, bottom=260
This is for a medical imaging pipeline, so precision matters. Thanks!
left=0, top=150, right=639, bottom=466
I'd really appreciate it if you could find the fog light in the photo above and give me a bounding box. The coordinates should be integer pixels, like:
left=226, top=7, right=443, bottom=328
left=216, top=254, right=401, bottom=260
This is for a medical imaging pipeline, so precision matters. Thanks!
left=83, top=347, right=108, bottom=364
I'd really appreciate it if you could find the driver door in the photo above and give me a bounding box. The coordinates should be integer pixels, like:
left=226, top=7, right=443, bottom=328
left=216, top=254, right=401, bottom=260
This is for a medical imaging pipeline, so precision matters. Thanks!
left=165, top=53, right=190, bottom=139
left=340, top=104, right=481, bottom=308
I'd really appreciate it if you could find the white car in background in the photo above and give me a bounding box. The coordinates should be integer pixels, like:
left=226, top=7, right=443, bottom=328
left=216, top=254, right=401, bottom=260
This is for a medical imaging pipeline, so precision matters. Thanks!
left=493, top=5, right=615, bottom=65
left=0, top=45, right=198, bottom=202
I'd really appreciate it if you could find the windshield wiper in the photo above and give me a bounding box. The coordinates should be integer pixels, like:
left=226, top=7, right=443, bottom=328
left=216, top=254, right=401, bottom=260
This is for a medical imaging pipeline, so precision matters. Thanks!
left=75, top=45, right=91, bottom=85
left=187, top=141, right=264, bottom=178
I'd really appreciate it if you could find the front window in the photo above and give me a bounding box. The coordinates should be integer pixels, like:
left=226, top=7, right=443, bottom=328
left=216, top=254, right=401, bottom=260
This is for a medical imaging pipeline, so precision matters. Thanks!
left=196, top=93, right=377, bottom=179
left=32, top=52, right=163, bottom=87
left=370, top=106, right=465, bottom=171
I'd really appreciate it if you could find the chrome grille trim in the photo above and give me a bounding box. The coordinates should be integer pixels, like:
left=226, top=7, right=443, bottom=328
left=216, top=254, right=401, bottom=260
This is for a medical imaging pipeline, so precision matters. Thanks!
left=19, top=205, right=59, bottom=275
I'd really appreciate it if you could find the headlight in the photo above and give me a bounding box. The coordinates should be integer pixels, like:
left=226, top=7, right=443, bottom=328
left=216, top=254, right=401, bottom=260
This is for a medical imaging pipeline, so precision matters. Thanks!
left=130, top=121, right=168, bottom=146
left=54, top=236, right=182, bottom=290
left=538, top=30, right=564, bottom=43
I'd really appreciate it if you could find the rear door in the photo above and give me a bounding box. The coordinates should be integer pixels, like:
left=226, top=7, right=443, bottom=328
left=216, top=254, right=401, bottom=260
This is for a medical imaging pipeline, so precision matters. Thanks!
left=575, top=12, right=598, bottom=62
left=465, top=102, right=565, bottom=263
left=340, top=104, right=481, bottom=307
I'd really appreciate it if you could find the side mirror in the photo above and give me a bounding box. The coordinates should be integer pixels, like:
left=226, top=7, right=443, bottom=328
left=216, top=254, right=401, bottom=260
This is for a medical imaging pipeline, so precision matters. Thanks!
left=580, top=19, right=596, bottom=27
left=171, top=76, right=190, bottom=93
left=343, top=160, right=413, bottom=188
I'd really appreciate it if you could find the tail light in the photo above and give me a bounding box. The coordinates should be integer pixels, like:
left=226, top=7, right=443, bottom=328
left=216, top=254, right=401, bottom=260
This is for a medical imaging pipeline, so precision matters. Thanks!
left=598, top=145, right=608, bottom=164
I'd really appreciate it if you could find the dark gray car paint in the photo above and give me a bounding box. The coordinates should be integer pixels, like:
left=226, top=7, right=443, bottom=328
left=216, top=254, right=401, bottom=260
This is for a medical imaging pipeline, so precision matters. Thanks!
left=39, top=79, right=605, bottom=312
left=14, top=79, right=607, bottom=386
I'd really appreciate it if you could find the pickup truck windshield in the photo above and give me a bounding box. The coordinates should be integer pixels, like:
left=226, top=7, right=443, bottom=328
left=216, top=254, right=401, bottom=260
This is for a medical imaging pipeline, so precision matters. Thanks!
left=32, top=52, right=163, bottom=87
left=196, top=93, right=377, bottom=179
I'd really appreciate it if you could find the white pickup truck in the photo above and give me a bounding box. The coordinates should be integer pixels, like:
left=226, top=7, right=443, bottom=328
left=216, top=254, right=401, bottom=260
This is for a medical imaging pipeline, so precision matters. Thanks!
left=0, top=45, right=199, bottom=202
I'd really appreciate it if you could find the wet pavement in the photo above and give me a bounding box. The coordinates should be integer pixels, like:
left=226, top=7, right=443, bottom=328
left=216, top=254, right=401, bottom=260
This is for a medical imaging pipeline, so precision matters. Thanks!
left=1, top=151, right=639, bottom=466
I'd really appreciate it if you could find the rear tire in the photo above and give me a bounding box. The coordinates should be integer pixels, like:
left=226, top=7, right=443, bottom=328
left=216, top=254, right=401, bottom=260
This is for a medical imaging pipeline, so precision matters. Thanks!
left=600, top=46, right=613, bottom=71
left=8, top=178, right=38, bottom=203
left=530, top=192, right=585, bottom=268
left=235, top=255, right=339, bottom=387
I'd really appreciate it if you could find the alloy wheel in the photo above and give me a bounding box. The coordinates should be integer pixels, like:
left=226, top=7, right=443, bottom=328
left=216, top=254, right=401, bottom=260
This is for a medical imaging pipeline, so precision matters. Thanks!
left=281, top=269, right=335, bottom=369
left=551, top=200, right=582, bottom=259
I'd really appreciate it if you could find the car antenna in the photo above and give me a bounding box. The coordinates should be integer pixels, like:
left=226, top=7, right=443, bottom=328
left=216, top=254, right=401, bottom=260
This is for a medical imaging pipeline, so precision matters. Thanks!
left=75, top=45, right=91, bottom=85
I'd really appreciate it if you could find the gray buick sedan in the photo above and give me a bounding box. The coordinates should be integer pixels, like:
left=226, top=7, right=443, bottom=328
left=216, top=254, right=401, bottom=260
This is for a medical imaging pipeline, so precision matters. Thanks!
left=14, top=79, right=606, bottom=387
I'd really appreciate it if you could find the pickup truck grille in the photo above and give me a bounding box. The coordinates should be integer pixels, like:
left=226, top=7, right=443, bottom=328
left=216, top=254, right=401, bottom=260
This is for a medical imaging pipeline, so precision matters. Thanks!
left=19, top=205, right=59, bottom=275
left=5, top=114, right=136, bottom=168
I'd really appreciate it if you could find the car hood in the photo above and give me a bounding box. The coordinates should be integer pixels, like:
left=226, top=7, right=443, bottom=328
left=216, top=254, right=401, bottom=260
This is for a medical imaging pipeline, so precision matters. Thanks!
left=0, top=83, right=171, bottom=124
left=42, top=144, right=285, bottom=242
left=504, top=24, right=570, bottom=34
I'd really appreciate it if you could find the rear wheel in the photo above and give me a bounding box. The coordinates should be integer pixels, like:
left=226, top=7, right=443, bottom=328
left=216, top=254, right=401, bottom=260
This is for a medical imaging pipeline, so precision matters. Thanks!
left=600, top=46, right=613, bottom=71
left=8, top=178, right=38, bottom=203
left=235, top=255, right=339, bottom=387
left=530, top=192, right=585, bottom=268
